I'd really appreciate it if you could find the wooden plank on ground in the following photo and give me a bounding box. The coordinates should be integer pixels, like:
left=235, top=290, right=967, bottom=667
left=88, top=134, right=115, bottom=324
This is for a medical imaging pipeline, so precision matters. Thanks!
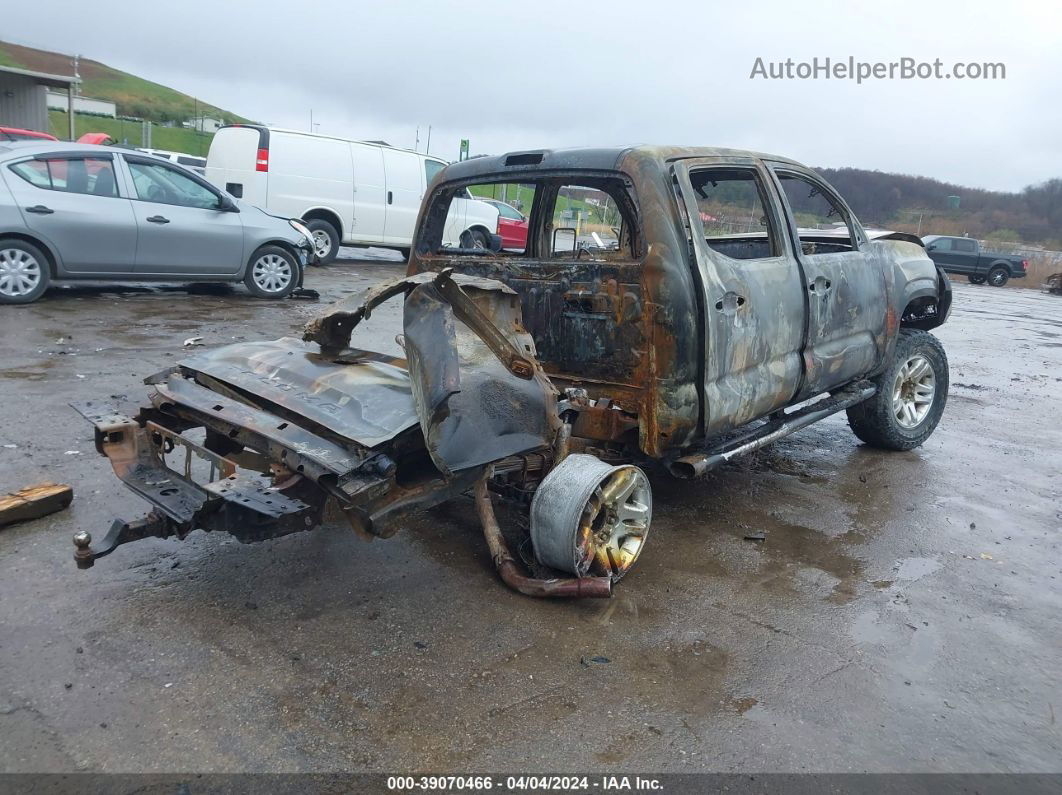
left=0, top=482, right=73, bottom=528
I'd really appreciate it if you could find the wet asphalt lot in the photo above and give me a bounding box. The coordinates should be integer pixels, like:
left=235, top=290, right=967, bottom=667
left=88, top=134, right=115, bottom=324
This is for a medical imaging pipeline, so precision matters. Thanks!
left=0, top=253, right=1059, bottom=774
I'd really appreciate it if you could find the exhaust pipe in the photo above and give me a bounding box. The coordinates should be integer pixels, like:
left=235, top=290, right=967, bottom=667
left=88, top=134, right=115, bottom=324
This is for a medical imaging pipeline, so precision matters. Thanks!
left=473, top=478, right=611, bottom=599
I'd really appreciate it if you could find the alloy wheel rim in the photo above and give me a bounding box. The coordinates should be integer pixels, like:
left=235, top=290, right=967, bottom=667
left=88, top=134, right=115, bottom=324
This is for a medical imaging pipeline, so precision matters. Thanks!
left=575, top=466, right=652, bottom=580
left=252, top=254, right=292, bottom=293
left=312, top=230, right=332, bottom=258
left=990, top=271, right=1006, bottom=285
left=892, top=354, right=935, bottom=429
left=0, top=248, right=42, bottom=297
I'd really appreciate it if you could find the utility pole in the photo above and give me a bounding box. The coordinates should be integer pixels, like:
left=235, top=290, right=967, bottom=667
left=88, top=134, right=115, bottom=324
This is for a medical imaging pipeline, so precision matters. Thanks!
left=309, top=108, right=313, bottom=133
left=415, top=126, right=420, bottom=152
left=68, top=53, right=81, bottom=141
left=426, top=125, right=432, bottom=155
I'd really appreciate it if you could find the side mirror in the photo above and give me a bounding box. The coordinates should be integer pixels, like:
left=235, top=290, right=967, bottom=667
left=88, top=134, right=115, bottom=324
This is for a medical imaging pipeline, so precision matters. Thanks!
left=217, top=195, right=239, bottom=212
left=925, top=243, right=936, bottom=251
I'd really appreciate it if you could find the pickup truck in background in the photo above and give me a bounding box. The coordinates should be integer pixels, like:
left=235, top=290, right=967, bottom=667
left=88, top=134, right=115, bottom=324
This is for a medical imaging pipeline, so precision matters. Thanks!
left=922, top=235, right=1028, bottom=286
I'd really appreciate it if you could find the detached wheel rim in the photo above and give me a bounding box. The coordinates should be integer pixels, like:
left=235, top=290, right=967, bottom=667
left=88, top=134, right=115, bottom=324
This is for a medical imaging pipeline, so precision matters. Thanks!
left=893, top=354, right=935, bottom=429
left=311, top=230, right=332, bottom=258
left=580, top=466, right=652, bottom=578
left=251, top=253, right=292, bottom=293
left=0, top=248, right=41, bottom=297
left=531, top=454, right=652, bottom=581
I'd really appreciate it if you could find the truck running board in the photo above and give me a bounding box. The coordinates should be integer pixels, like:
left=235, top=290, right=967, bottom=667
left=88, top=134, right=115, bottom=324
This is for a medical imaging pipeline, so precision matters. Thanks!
left=668, top=381, right=877, bottom=478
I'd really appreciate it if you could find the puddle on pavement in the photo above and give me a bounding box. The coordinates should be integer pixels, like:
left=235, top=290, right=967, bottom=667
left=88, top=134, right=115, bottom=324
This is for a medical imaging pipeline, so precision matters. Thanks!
left=739, top=515, right=866, bottom=605
left=634, top=637, right=731, bottom=715
left=892, top=557, right=942, bottom=581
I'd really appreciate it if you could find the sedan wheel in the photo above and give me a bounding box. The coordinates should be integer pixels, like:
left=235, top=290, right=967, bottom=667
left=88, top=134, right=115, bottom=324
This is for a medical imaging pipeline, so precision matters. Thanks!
left=0, top=241, right=50, bottom=304
left=252, top=253, right=292, bottom=293
left=244, top=246, right=298, bottom=299
left=0, top=247, right=42, bottom=298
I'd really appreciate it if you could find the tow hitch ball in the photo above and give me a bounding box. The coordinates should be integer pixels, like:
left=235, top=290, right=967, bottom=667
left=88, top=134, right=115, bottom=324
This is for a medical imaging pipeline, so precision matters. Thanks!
left=72, top=515, right=169, bottom=570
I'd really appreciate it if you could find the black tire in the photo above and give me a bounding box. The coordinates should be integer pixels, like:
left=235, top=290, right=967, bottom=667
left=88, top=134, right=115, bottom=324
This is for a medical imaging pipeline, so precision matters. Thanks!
left=305, top=219, right=340, bottom=265
left=846, top=329, right=949, bottom=451
left=460, top=228, right=490, bottom=250
left=0, top=238, right=51, bottom=304
left=987, top=266, right=1009, bottom=287
left=243, top=245, right=298, bottom=299
left=968, top=274, right=986, bottom=285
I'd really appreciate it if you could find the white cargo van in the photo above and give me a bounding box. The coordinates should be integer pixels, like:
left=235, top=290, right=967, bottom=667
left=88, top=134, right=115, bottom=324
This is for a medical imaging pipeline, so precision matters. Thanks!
left=205, top=125, right=498, bottom=263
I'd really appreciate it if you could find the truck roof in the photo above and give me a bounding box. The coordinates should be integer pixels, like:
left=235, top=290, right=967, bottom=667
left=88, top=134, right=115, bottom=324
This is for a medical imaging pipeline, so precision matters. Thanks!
left=440, top=145, right=806, bottom=181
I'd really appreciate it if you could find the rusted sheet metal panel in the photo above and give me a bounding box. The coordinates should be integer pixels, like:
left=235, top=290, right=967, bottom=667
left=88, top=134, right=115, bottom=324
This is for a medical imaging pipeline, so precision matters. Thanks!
left=302, top=271, right=519, bottom=353
left=427, top=262, right=648, bottom=386
left=615, top=149, right=703, bottom=455
left=303, top=272, right=438, bottom=353
left=150, top=375, right=363, bottom=479
left=409, top=153, right=704, bottom=459
left=403, top=279, right=561, bottom=476
left=179, top=337, right=419, bottom=448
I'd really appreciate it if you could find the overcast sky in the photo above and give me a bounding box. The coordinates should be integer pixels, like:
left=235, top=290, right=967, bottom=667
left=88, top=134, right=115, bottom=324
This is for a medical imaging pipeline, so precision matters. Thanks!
left=6, top=0, right=1060, bottom=191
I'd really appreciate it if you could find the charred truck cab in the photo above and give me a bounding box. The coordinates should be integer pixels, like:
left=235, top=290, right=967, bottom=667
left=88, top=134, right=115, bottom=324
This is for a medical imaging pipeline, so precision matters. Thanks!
left=73, top=146, right=951, bottom=597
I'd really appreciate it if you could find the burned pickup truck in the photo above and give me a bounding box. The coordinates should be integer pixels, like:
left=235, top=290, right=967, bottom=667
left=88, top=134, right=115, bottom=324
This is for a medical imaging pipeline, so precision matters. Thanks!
left=72, top=146, right=951, bottom=597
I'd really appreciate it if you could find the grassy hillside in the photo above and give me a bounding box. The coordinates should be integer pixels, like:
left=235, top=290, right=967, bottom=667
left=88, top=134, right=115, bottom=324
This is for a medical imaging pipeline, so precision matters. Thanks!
left=818, top=167, right=1062, bottom=249
left=47, top=111, right=215, bottom=156
left=0, top=39, right=248, bottom=125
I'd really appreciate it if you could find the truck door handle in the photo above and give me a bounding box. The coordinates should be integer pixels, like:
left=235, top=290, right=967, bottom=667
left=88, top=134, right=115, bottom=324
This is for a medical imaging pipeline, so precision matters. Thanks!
left=808, top=278, right=832, bottom=293
left=25, top=205, right=54, bottom=214
left=714, top=293, right=747, bottom=313
left=146, top=215, right=170, bottom=224
left=387, top=191, right=393, bottom=204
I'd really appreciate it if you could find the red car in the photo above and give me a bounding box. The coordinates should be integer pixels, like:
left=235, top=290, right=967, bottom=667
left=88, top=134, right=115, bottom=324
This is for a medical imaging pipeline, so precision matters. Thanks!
left=77, top=132, right=115, bottom=146
left=481, top=198, right=529, bottom=250
left=0, top=127, right=58, bottom=142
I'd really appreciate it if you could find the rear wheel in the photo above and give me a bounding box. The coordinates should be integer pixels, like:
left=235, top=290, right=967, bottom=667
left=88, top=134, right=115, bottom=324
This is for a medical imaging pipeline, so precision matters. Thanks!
left=460, top=228, right=490, bottom=250
left=0, top=239, right=50, bottom=304
left=968, top=274, right=986, bottom=285
left=244, top=245, right=297, bottom=299
left=987, top=266, right=1009, bottom=287
left=305, top=219, right=339, bottom=264
left=846, top=329, right=948, bottom=450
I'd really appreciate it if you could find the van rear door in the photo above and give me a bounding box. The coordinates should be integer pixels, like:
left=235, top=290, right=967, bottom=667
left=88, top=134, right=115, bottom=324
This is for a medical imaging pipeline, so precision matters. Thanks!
left=381, top=149, right=423, bottom=244
left=350, top=143, right=386, bottom=243
left=205, top=126, right=267, bottom=205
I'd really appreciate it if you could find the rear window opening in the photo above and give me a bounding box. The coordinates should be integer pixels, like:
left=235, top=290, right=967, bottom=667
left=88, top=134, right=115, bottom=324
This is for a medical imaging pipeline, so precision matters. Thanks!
left=418, top=174, right=641, bottom=262
left=689, top=167, right=779, bottom=261
left=776, top=172, right=858, bottom=254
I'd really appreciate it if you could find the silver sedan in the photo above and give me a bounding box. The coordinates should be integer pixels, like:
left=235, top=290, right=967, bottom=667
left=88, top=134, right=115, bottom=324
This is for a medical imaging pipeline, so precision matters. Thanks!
left=0, top=141, right=315, bottom=304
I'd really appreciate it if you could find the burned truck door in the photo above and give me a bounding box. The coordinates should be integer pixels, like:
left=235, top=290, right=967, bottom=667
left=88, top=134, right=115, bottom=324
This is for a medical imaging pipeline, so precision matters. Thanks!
left=767, top=165, right=887, bottom=397
left=672, top=158, right=806, bottom=437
